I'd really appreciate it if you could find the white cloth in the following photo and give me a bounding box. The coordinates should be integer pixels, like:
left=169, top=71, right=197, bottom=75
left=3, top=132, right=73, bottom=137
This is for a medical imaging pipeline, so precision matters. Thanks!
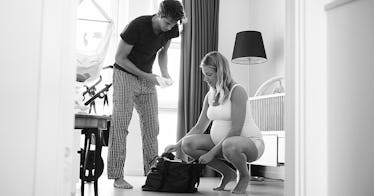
left=75, top=23, right=114, bottom=83
left=76, top=0, right=114, bottom=83
left=156, top=76, right=174, bottom=88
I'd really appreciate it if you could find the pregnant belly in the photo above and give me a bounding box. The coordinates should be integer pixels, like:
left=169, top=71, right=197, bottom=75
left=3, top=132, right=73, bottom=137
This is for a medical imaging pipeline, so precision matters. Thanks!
left=210, top=120, right=231, bottom=145
left=210, top=120, right=257, bottom=144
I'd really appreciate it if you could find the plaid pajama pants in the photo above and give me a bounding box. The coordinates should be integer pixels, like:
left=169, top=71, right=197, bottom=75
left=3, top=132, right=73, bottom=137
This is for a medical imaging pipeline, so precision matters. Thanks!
left=107, top=68, right=159, bottom=179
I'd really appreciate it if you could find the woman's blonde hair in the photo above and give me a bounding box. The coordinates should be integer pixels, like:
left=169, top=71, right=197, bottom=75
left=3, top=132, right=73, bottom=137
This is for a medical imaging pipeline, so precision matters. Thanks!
left=200, top=51, right=234, bottom=104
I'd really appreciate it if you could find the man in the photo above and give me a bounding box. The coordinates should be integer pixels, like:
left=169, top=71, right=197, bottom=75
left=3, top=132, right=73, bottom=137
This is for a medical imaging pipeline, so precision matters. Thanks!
left=107, top=0, right=186, bottom=189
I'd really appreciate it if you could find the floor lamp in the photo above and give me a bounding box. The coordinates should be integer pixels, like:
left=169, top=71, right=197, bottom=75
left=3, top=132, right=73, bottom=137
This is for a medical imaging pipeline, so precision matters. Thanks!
left=232, top=31, right=267, bottom=95
left=231, top=30, right=267, bottom=180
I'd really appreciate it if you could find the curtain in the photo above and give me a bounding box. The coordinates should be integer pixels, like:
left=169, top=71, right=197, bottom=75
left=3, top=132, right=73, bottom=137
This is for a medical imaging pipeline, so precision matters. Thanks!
left=177, top=0, right=219, bottom=161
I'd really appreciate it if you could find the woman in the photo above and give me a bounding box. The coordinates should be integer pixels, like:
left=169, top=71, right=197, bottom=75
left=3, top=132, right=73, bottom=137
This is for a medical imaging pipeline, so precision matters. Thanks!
left=165, top=51, right=264, bottom=194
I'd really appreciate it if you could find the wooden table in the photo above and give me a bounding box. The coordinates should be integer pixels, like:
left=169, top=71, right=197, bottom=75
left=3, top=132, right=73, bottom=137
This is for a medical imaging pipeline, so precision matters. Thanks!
left=75, top=114, right=110, bottom=196
left=75, top=113, right=110, bottom=130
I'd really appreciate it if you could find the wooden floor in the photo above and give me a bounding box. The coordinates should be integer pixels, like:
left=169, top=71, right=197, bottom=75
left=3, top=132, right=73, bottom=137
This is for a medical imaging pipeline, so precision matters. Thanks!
left=75, top=176, right=284, bottom=196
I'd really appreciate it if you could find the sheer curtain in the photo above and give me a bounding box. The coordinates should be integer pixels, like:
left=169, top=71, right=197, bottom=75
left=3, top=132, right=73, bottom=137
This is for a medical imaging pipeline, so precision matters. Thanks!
left=177, top=0, right=220, bottom=161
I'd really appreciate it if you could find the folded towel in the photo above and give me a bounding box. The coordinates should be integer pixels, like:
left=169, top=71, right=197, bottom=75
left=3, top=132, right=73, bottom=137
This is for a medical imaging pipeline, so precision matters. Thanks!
left=156, top=76, right=174, bottom=88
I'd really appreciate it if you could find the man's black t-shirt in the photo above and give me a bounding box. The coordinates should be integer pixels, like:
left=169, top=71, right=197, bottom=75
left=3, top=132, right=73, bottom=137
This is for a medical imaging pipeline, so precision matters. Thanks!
left=120, top=15, right=179, bottom=73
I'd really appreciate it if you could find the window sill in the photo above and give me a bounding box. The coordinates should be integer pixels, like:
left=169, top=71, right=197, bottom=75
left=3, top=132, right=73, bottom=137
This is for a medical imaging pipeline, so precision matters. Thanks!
left=158, top=107, right=177, bottom=112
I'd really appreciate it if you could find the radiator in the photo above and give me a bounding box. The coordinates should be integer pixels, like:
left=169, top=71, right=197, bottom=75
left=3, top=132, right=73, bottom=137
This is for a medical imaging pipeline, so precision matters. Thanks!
left=249, top=93, right=285, bottom=131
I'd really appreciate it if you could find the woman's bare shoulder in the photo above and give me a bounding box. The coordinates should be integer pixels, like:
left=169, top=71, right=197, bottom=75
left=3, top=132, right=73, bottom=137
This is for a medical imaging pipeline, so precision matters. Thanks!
left=230, top=84, right=248, bottom=102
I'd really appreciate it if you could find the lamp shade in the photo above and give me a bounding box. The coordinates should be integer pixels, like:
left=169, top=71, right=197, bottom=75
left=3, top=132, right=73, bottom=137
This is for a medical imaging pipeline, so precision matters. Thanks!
left=232, top=31, right=267, bottom=65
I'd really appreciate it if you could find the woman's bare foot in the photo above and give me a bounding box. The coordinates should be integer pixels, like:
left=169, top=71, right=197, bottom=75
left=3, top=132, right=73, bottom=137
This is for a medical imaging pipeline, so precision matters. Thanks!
left=231, top=175, right=250, bottom=194
left=113, top=178, right=133, bottom=189
left=213, top=170, right=237, bottom=191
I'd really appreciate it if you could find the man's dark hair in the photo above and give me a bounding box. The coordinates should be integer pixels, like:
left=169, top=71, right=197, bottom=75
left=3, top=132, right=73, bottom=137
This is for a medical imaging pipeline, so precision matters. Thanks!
left=158, top=0, right=186, bottom=23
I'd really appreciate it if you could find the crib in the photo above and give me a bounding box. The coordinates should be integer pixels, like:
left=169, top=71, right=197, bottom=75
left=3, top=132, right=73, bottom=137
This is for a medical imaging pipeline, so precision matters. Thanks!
left=249, top=76, right=285, bottom=167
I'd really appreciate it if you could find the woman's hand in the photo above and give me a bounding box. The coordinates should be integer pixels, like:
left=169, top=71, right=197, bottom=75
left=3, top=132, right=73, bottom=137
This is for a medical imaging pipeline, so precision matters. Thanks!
left=198, top=152, right=215, bottom=164
left=164, top=144, right=179, bottom=153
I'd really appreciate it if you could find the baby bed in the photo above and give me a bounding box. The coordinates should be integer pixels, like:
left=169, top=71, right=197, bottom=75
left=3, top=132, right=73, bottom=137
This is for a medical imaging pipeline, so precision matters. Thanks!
left=249, top=76, right=285, bottom=167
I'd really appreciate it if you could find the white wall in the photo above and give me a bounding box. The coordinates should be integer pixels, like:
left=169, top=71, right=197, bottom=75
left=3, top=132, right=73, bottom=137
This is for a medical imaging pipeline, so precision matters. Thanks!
left=219, top=0, right=285, bottom=95
left=219, top=0, right=285, bottom=96
left=219, top=0, right=251, bottom=94
left=304, top=0, right=328, bottom=195
left=0, top=0, right=75, bottom=196
left=128, top=0, right=155, bottom=21
left=285, top=0, right=328, bottom=195
left=247, top=0, right=285, bottom=96
left=0, top=1, right=42, bottom=195
left=326, top=0, right=374, bottom=195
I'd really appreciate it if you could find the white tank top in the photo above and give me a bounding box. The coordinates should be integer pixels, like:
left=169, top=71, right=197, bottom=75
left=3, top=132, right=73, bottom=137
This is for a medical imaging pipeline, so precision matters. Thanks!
left=207, top=84, right=262, bottom=145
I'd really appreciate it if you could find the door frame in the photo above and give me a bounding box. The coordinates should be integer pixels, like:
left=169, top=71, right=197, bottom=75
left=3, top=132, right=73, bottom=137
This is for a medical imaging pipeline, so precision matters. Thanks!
left=285, top=0, right=328, bottom=196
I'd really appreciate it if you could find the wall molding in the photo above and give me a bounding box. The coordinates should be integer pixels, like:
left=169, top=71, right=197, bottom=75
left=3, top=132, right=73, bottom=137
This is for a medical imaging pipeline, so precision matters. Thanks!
left=251, top=165, right=285, bottom=180
left=285, top=0, right=306, bottom=195
left=286, top=1, right=329, bottom=196
left=34, top=0, right=76, bottom=195
left=124, top=169, right=144, bottom=176
left=325, top=0, right=358, bottom=11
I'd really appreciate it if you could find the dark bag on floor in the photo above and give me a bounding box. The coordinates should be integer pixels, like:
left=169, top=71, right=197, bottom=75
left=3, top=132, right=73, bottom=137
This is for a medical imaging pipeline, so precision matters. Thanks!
left=142, top=152, right=206, bottom=193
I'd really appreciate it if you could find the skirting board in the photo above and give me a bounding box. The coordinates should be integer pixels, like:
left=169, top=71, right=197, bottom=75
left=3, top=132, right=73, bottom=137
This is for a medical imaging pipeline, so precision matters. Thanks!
left=251, top=165, right=285, bottom=180
left=124, top=169, right=145, bottom=176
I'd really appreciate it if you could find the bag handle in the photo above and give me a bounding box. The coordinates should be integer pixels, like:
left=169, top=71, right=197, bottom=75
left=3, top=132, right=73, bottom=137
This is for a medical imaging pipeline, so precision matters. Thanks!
left=148, top=155, right=159, bottom=165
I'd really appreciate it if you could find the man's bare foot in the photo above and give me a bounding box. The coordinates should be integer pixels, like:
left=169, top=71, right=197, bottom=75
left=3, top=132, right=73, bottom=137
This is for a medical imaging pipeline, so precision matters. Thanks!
left=213, top=170, right=237, bottom=191
left=114, top=178, right=133, bottom=189
left=231, top=175, right=250, bottom=194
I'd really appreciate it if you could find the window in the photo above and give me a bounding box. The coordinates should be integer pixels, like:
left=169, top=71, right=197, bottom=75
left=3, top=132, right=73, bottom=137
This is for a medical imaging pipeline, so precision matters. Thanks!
left=153, top=38, right=181, bottom=110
